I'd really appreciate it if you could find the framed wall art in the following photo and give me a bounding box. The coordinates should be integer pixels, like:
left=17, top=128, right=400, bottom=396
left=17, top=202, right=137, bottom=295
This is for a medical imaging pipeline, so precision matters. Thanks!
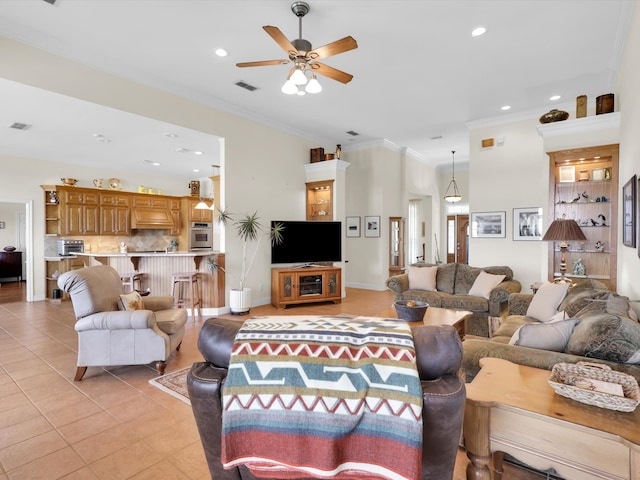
left=513, top=207, right=543, bottom=240
left=471, top=211, right=506, bottom=238
left=623, top=175, right=636, bottom=247
left=558, top=165, right=576, bottom=183
left=346, top=216, right=361, bottom=237
left=364, top=216, right=381, bottom=237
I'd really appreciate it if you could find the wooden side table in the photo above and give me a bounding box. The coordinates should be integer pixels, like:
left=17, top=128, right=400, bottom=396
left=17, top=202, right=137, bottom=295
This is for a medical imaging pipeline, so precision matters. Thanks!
left=464, top=358, right=640, bottom=480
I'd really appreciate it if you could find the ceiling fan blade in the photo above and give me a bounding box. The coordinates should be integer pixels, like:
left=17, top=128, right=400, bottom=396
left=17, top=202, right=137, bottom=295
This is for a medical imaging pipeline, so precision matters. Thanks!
left=307, top=36, right=358, bottom=60
left=310, top=62, right=354, bottom=84
left=263, top=25, right=298, bottom=56
left=236, top=59, right=290, bottom=68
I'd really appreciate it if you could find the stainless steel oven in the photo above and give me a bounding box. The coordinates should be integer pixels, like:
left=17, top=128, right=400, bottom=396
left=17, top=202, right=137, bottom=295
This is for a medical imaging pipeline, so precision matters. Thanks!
left=189, top=222, right=213, bottom=250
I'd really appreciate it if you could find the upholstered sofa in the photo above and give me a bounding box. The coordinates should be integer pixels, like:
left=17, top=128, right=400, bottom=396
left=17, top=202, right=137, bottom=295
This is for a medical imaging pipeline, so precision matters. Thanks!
left=386, top=262, right=521, bottom=337
left=58, top=265, right=187, bottom=380
left=187, top=317, right=466, bottom=480
left=462, top=279, right=640, bottom=383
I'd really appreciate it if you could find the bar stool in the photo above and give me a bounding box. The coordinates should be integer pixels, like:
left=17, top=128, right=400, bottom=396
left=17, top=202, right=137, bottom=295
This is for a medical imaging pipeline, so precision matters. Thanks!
left=171, top=272, right=201, bottom=321
left=121, top=272, right=144, bottom=293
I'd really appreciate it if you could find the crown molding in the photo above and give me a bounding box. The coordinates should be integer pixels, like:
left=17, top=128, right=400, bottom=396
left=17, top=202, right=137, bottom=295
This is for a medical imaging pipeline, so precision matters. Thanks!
left=536, top=112, right=620, bottom=138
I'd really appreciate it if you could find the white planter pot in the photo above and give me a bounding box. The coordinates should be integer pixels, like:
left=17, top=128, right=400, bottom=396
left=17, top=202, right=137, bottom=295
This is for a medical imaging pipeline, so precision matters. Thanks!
left=229, top=288, right=251, bottom=315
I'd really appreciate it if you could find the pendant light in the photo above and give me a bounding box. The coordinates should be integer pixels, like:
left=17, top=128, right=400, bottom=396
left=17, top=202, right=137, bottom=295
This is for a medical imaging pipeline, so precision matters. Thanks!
left=444, top=150, right=462, bottom=203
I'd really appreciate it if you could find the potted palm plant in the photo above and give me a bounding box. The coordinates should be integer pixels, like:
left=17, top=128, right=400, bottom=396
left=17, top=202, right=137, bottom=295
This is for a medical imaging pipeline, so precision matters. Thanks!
left=209, top=208, right=284, bottom=314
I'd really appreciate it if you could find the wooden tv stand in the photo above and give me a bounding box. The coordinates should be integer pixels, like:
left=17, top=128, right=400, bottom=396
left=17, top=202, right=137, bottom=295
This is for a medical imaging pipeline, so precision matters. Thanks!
left=271, top=266, right=341, bottom=309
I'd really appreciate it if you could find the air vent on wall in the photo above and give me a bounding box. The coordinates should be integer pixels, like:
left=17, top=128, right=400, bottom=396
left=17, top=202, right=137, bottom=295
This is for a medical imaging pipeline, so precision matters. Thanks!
left=10, top=122, right=32, bottom=130
left=235, top=81, right=258, bottom=92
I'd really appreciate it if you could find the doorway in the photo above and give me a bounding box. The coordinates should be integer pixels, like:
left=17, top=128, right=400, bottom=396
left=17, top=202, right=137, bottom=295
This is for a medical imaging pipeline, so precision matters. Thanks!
left=0, top=201, right=30, bottom=302
left=446, top=215, right=469, bottom=264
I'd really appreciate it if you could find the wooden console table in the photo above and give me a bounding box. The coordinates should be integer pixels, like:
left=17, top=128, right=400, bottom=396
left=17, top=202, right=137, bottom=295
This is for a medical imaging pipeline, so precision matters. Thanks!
left=464, top=358, right=640, bottom=480
left=379, top=305, right=471, bottom=339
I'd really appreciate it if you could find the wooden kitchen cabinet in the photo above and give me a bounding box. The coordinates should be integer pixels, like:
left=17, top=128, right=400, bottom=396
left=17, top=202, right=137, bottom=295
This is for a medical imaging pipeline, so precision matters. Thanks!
left=271, top=266, right=341, bottom=309
left=100, top=192, right=130, bottom=235
left=41, top=185, right=60, bottom=236
left=62, top=188, right=100, bottom=235
left=189, top=199, right=213, bottom=222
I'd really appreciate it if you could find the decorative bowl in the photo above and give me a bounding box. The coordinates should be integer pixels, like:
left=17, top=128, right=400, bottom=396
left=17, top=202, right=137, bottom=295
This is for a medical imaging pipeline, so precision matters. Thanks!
left=394, top=300, right=428, bottom=321
left=3, top=246, right=16, bottom=252
left=539, top=109, right=569, bottom=124
left=107, top=177, right=123, bottom=191
left=61, top=177, right=78, bottom=186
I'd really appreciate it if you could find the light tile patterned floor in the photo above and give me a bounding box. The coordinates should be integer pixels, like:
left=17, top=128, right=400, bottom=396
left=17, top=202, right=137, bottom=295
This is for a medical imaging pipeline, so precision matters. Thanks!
left=1, top=287, right=425, bottom=480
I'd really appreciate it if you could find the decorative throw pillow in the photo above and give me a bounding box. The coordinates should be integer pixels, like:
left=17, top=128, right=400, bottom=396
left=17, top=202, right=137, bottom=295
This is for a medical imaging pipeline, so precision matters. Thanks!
left=526, top=282, right=570, bottom=322
left=468, top=271, right=506, bottom=299
left=509, top=317, right=579, bottom=352
left=408, top=265, right=437, bottom=291
left=118, top=291, right=144, bottom=311
left=565, top=295, right=640, bottom=363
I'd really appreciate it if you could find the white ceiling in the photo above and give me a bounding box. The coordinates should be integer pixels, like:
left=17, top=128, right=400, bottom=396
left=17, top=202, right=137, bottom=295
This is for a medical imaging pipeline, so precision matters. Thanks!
left=0, top=0, right=634, bottom=180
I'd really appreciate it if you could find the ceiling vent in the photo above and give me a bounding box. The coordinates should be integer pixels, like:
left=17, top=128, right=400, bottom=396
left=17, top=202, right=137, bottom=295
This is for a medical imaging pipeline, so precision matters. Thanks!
left=10, top=122, right=32, bottom=130
left=42, top=0, right=59, bottom=5
left=235, top=81, right=258, bottom=92
left=346, top=130, right=360, bottom=136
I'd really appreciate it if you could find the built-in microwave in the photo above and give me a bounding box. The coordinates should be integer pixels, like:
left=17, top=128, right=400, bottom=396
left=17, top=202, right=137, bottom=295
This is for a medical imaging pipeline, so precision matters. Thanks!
left=57, top=239, right=84, bottom=256
left=189, top=222, right=213, bottom=250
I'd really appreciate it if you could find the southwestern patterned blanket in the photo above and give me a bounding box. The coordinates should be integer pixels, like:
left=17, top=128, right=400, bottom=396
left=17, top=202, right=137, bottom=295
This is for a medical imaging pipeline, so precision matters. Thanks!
left=221, top=315, right=423, bottom=480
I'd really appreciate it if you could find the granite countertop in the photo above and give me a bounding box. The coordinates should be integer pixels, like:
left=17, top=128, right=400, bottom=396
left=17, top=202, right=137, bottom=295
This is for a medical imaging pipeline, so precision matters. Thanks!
left=75, top=250, right=220, bottom=257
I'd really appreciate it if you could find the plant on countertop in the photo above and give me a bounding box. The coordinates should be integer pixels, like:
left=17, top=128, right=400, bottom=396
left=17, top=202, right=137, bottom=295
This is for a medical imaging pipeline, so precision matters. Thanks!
left=209, top=208, right=284, bottom=290
left=169, top=238, right=179, bottom=248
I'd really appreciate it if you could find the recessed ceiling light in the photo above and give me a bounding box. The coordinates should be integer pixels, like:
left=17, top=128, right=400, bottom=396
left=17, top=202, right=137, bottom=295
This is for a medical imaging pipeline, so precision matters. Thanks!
left=471, top=25, right=487, bottom=37
left=193, top=151, right=203, bottom=155
left=550, top=95, right=561, bottom=101
left=93, top=133, right=111, bottom=143
left=164, top=132, right=178, bottom=138
left=152, top=162, right=160, bottom=166
left=501, top=105, right=511, bottom=111
left=193, top=169, right=200, bottom=173
left=215, top=48, right=228, bottom=57
left=176, top=147, right=190, bottom=153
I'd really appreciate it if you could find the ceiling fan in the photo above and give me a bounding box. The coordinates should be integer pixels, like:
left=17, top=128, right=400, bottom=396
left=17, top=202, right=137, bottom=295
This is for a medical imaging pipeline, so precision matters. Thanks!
left=236, top=1, right=358, bottom=93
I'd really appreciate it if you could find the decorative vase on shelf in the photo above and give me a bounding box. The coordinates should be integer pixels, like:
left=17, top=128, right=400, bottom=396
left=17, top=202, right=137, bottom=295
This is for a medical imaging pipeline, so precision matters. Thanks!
left=539, top=109, right=569, bottom=124
left=335, top=144, right=342, bottom=159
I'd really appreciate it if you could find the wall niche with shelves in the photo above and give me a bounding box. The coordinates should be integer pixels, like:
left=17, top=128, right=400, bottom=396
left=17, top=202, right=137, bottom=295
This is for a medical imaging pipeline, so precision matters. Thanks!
left=547, top=144, right=618, bottom=289
left=305, top=180, right=333, bottom=221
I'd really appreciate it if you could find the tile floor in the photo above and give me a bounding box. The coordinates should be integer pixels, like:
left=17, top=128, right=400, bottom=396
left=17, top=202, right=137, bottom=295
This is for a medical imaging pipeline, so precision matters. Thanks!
left=2, top=287, right=427, bottom=480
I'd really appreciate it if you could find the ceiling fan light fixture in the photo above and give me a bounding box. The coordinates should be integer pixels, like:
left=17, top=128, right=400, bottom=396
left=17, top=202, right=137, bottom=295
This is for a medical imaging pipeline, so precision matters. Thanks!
left=305, top=75, right=322, bottom=93
left=281, top=79, right=297, bottom=94
left=291, top=67, right=308, bottom=85
left=296, top=87, right=306, bottom=96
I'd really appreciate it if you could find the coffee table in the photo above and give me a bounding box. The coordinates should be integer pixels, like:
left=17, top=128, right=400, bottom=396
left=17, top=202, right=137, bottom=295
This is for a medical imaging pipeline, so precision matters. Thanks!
left=464, top=358, right=640, bottom=480
left=380, top=305, right=472, bottom=339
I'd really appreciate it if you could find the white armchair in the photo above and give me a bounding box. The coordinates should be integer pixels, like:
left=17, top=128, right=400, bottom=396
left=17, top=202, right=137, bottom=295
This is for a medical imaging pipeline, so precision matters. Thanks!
left=58, top=265, right=187, bottom=380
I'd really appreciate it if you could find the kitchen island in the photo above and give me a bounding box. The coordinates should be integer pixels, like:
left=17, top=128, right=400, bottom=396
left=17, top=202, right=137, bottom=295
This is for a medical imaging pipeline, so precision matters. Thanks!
left=75, top=251, right=225, bottom=309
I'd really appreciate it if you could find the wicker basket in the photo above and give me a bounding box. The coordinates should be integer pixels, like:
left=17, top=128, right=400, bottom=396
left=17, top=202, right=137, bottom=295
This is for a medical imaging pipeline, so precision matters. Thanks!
left=548, top=362, right=640, bottom=412
left=394, top=301, right=428, bottom=321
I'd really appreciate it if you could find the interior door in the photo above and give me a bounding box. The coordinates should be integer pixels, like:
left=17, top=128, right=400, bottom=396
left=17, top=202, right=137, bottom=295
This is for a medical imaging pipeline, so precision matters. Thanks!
left=446, top=215, right=469, bottom=264
left=457, top=215, right=469, bottom=265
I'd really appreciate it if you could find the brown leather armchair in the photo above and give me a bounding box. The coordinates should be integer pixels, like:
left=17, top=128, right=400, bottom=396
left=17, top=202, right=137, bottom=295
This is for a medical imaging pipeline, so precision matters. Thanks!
left=187, top=317, right=466, bottom=480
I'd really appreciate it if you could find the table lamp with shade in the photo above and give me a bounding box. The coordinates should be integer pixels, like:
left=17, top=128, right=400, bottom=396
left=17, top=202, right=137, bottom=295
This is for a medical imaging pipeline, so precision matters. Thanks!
left=542, top=214, right=587, bottom=284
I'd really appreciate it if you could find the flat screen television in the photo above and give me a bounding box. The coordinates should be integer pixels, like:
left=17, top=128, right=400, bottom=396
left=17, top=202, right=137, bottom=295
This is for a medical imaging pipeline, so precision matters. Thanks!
left=270, top=220, right=342, bottom=265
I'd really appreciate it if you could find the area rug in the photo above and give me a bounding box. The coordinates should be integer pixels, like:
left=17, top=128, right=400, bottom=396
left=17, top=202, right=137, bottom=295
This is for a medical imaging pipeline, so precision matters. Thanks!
left=149, top=367, right=191, bottom=405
